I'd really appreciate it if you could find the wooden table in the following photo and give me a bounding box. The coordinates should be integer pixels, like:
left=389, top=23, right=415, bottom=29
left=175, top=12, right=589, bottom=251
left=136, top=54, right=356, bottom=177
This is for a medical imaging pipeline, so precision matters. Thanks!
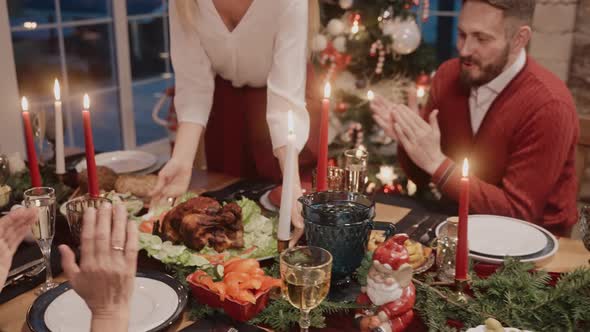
left=1, top=171, right=588, bottom=332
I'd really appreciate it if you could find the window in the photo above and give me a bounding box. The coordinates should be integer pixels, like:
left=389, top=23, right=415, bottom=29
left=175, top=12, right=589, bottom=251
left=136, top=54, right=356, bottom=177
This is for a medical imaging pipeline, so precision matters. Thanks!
left=6, top=0, right=172, bottom=153
left=418, top=0, right=462, bottom=65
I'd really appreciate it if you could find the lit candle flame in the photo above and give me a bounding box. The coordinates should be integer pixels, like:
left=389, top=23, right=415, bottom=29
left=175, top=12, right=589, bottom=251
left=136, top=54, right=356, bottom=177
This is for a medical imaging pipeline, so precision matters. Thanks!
left=367, top=90, right=374, bottom=101
left=462, top=158, right=469, bottom=177
left=351, top=21, right=359, bottom=34
left=53, top=79, right=61, bottom=101
left=417, top=87, right=425, bottom=98
left=83, top=94, right=90, bottom=110
left=323, top=82, right=331, bottom=99
left=21, top=97, right=29, bottom=112
left=287, top=110, right=294, bottom=135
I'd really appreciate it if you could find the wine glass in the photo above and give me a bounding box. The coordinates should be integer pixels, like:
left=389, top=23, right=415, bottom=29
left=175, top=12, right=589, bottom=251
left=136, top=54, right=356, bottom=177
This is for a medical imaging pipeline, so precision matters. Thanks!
left=24, top=187, right=58, bottom=293
left=280, top=246, right=332, bottom=332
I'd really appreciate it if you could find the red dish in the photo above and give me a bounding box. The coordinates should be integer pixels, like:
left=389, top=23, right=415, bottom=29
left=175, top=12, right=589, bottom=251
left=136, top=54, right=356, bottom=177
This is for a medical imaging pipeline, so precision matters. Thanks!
left=269, top=181, right=313, bottom=208
left=186, top=275, right=273, bottom=322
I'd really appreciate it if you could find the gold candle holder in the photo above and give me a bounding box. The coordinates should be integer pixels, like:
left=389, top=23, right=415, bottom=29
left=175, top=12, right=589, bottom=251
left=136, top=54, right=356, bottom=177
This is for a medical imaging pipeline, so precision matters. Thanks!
left=311, top=166, right=346, bottom=192
left=344, top=148, right=368, bottom=193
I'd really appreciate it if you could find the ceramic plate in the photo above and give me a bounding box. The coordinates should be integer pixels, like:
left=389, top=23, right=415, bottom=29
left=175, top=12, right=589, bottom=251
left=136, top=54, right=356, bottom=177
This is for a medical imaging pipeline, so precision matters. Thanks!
left=435, top=215, right=559, bottom=264
left=259, top=190, right=278, bottom=212
left=27, top=271, right=187, bottom=332
left=75, top=150, right=157, bottom=174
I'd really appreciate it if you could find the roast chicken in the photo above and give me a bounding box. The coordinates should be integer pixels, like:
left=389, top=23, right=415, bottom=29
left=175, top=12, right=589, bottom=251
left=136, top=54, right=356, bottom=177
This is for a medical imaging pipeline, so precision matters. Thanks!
left=160, top=196, right=244, bottom=252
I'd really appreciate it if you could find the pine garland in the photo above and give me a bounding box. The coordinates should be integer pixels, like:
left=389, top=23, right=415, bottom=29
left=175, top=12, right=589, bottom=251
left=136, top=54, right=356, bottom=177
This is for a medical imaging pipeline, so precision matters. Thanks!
left=413, top=258, right=590, bottom=331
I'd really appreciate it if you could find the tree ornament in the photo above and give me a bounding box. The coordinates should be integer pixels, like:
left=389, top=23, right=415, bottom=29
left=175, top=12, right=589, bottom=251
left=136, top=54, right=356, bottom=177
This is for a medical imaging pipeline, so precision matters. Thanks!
left=327, top=18, right=346, bottom=36
left=333, top=36, right=347, bottom=53
left=392, top=18, right=421, bottom=55
left=339, top=0, right=354, bottom=10
left=311, top=34, right=328, bottom=52
left=355, top=78, right=367, bottom=89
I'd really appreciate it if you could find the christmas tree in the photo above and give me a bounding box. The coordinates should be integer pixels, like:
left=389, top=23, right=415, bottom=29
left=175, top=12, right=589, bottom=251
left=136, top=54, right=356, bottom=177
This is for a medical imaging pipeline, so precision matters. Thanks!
left=313, top=0, right=437, bottom=173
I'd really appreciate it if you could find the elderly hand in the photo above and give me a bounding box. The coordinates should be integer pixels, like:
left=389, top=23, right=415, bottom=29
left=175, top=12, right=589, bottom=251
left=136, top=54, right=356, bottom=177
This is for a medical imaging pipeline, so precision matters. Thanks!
left=391, top=105, right=446, bottom=175
left=370, top=95, right=399, bottom=141
left=58, top=203, right=138, bottom=331
left=0, top=208, right=37, bottom=288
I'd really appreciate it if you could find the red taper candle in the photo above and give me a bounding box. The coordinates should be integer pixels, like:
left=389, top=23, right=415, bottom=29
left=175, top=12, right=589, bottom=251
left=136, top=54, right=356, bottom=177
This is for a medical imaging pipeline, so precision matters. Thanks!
left=455, top=158, right=470, bottom=280
left=21, top=97, right=42, bottom=187
left=82, top=94, right=99, bottom=197
left=317, top=82, right=331, bottom=191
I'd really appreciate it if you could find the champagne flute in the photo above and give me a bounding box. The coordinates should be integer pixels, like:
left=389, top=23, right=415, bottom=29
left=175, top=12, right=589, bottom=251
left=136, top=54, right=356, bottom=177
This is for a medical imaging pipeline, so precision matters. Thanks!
left=24, top=187, right=58, bottom=293
left=280, top=246, right=332, bottom=332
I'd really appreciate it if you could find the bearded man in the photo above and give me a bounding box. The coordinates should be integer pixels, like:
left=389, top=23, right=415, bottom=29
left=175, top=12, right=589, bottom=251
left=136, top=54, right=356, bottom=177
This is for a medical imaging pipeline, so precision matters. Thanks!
left=355, top=234, right=416, bottom=332
left=371, top=0, right=579, bottom=235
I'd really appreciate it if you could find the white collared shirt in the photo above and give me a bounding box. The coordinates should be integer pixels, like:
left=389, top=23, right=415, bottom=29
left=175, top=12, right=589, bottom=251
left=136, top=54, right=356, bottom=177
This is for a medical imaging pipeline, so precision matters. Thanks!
left=169, top=0, right=310, bottom=151
left=469, top=49, right=526, bottom=134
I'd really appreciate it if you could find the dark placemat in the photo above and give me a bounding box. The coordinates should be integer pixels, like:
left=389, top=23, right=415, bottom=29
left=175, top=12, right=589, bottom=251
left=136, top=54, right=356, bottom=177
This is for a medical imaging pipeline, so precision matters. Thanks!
left=0, top=243, right=63, bottom=304
left=201, top=179, right=277, bottom=202
left=179, top=313, right=265, bottom=332
left=374, top=193, right=449, bottom=244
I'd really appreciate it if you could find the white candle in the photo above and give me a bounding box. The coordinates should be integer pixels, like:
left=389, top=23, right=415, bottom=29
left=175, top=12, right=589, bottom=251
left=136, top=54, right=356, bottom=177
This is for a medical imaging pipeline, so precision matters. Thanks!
left=278, top=110, right=297, bottom=241
left=53, top=79, right=65, bottom=175
left=367, top=90, right=375, bottom=101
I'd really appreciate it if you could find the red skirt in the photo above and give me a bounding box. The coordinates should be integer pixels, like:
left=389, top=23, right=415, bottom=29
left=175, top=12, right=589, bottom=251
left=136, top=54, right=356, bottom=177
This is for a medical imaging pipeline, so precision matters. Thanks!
left=204, top=66, right=321, bottom=183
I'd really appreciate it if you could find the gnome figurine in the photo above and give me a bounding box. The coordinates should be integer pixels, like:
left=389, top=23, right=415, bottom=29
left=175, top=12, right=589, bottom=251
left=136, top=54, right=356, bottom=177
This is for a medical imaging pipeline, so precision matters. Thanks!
left=356, top=234, right=416, bottom=332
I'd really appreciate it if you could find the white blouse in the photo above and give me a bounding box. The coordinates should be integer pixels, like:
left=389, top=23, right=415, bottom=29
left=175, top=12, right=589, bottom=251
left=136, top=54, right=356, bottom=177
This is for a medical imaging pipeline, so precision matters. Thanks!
left=169, top=0, right=310, bottom=152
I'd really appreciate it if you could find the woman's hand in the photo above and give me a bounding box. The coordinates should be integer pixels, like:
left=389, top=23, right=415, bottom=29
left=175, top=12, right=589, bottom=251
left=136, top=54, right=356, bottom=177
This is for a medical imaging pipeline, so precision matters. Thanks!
left=150, top=158, right=193, bottom=204
left=58, top=203, right=138, bottom=332
left=0, top=208, right=37, bottom=288
left=290, top=183, right=305, bottom=248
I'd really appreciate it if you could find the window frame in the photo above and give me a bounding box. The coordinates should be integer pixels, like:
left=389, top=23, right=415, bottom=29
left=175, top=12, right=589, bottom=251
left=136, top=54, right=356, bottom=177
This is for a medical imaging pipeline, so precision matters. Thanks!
left=2, top=0, right=172, bottom=154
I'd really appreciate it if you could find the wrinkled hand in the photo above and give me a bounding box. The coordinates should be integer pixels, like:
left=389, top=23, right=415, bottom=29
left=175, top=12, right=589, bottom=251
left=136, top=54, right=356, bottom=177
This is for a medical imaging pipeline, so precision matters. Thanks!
left=0, top=208, right=37, bottom=288
left=289, top=184, right=305, bottom=248
left=370, top=95, right=398, bottom=141
left=59, top=203, right=138, bottom=323
left=150, top=158, right=193, bottom=204
left=392, top=105, right=446, bottom=175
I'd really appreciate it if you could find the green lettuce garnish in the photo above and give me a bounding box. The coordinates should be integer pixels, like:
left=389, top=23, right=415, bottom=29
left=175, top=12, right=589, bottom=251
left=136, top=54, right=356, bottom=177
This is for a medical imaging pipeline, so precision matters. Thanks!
left=138, top=196, right=277, bottom=265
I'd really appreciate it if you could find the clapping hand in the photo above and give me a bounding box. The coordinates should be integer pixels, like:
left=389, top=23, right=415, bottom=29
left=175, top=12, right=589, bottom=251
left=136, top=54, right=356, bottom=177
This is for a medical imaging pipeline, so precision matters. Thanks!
left=390, top=105, right=446, bottom=175
left=370, top=95, right=399, bottom=141
left=0, top=208, right=37, bottom=288
left=59, top=203, right=138, bottom=331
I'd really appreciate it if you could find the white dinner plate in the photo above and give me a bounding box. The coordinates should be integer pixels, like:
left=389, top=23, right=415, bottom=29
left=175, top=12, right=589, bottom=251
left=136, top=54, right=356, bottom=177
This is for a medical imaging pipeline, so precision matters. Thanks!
left=75, top=150, right=157, bottom=174
left=435, top=215, right=558, bottom=264
left=28, top=272, right=187, bottom=332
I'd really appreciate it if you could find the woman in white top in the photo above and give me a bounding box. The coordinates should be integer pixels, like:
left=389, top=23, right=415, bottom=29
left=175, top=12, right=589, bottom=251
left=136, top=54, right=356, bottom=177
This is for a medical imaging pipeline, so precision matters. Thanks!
left=151, top=0, right=320, bottom=246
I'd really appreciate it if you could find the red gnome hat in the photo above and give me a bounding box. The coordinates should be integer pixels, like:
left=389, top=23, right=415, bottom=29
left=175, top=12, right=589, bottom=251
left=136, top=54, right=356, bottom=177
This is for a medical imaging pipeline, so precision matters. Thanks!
left=373, top=234, right=410, bottom=271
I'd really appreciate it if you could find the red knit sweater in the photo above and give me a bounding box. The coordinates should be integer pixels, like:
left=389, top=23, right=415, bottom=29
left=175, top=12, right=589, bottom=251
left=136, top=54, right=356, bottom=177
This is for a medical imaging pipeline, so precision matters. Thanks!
left=399, top=57, right=579, bottom=230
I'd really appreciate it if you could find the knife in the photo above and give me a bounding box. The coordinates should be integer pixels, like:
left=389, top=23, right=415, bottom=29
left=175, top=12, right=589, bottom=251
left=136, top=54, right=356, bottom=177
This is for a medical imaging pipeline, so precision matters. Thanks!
left=7, top=258, right=44, bottom=278
left=410, top=215, right=446, bottom=243
left=401, top=215, right=429, bottom=237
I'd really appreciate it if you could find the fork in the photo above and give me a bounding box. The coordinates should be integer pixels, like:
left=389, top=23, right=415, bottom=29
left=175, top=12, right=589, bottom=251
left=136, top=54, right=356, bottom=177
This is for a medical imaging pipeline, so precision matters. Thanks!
left=3, top=263, right=46, bottom=288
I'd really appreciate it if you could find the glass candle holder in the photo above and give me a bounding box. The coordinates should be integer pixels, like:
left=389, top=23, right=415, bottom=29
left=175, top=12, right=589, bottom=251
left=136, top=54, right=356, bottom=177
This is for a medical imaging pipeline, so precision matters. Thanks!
left=65, top=195, right=111, bottom=246
left=344, top=149, right=368, bottom=193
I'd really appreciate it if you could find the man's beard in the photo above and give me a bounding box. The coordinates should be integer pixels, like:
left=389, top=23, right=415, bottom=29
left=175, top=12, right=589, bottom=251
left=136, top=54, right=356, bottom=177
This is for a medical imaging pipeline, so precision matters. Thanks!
left=366, top=276, right=403, bottom=306
left=460, top=45, right=510, bottom=88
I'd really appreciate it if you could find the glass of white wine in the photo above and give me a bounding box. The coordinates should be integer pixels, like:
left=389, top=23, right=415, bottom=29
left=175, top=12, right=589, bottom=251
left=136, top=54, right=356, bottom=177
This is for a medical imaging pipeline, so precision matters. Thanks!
left=280, top=246, right=332, bottom=332
left=24, top=187, right=58, bottom=293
